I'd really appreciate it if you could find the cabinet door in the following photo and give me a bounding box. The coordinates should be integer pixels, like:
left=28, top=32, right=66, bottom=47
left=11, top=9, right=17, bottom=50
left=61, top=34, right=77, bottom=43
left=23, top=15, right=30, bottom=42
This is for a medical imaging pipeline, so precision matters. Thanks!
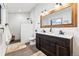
left=36, top=36, right=40, bottom=49
left=49, top=42, right=56, bottom=56
left=56, top=45, right=69, bottom=56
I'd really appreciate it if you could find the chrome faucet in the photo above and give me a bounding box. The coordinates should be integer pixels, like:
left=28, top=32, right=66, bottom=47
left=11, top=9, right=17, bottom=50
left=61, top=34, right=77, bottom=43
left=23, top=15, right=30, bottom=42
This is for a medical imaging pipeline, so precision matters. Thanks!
left=50, top=20, right=52, bottom=32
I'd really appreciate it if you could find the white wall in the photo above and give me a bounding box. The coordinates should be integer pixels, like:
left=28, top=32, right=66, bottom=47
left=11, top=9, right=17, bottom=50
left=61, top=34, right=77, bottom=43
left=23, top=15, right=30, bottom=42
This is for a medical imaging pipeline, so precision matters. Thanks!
left=30, top=3, right=79, bottom=56
left=0, top=4, right=7, bottom=56
left=8, top=13, right=30, bottom=40
left=0, top=4, right=7, bottom=27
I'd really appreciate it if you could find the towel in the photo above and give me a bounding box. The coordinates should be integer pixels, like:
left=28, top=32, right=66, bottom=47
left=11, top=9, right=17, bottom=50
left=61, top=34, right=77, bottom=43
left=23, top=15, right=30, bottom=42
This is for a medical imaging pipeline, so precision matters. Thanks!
left=5, top=25, right=12, bottom=44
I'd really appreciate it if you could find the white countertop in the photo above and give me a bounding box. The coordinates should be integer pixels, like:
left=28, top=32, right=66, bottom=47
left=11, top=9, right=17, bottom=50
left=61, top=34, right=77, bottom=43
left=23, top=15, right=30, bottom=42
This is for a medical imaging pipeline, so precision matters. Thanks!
left=37, top=32, right=73, bottom=39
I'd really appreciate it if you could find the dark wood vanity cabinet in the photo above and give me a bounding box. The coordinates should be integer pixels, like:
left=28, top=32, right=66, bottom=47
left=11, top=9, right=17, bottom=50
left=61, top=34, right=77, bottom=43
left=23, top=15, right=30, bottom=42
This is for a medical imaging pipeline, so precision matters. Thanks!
left=36, top=33, right=73, bottom=56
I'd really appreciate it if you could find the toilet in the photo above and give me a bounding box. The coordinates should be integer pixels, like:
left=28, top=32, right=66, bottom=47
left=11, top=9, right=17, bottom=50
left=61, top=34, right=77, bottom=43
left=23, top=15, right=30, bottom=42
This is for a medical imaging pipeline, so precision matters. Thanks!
left=29, top=37, right=36, bottom=45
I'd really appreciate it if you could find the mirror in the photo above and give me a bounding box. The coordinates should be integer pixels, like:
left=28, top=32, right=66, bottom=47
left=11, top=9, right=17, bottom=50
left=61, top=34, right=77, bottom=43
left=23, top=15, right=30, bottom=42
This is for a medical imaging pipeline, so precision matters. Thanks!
left=40, top=3, right=77, bottom=28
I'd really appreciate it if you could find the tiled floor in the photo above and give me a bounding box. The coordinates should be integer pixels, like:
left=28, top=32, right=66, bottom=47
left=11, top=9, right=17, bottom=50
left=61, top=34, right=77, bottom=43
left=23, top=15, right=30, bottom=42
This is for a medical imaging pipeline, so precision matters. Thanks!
left=5, top=42, right=39, bottom=56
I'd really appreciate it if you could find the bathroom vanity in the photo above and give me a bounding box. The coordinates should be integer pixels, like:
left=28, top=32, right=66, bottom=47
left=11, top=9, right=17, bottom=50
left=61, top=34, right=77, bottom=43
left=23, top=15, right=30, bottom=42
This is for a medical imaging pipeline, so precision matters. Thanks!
left=36, top=33, right=73, bottom=56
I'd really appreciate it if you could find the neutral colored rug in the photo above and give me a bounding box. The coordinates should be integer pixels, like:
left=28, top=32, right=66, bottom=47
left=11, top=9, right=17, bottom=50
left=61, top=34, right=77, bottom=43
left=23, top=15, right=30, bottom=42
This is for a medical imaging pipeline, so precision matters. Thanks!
left=5, top=42, right=40, bottom=56
left=6, top=42, right=27, bottom=54
left=6, top=42, right=46, bottom=56
left=32, top=51, right=46, bottom=56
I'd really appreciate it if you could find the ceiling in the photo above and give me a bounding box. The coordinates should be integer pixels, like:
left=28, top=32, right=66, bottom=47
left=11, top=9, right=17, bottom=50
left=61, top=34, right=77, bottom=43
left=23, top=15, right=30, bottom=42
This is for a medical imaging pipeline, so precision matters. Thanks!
left=6, top=3, right=38, bottom=13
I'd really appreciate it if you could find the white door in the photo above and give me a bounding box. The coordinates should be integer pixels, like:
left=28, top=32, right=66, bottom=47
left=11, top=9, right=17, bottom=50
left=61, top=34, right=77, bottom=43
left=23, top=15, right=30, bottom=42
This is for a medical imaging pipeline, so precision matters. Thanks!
left=21, top=23, right=34, bottom=43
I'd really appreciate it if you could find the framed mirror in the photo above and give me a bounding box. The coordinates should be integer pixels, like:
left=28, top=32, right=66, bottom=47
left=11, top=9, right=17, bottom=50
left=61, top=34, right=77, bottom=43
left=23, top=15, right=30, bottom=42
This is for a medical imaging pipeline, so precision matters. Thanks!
left=40, top=3, right=77, bottom=28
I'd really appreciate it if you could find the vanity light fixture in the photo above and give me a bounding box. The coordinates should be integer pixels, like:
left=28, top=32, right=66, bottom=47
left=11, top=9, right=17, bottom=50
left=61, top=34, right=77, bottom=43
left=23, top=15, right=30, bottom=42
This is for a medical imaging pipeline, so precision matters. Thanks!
left=44, top=9, right=48, bottom=15
left=41, top=9, right=48, bottom=16
left=56, top=3, right=62, bottom=6
left=41, top=11, right=44, bottom=16
left=55, top=3, right=62, bottom=8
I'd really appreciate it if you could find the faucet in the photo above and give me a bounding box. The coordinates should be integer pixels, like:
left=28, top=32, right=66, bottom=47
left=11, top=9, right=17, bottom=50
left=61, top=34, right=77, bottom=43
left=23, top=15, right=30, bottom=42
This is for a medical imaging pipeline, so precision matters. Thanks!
left=59, top=30, right=64, bottom=35
left=50, top=20, right=53, bottom=33
left=50, top=27, right=52, bottom=32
